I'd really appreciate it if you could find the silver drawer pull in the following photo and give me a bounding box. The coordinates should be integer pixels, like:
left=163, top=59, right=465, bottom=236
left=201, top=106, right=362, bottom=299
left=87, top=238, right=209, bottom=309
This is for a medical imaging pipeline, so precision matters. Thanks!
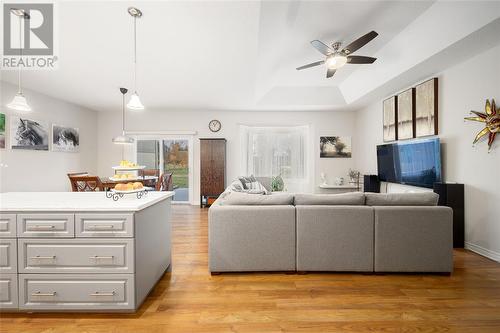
left=32, top=291, right=57, bottom=297
left=29, top=225, right=56, bottom=230
left=88, top=224, right=115, bottom=230
left=90, top=255, right=114, bottom=259
left=90, top=291, right=115, bottom=296
left=30, top=255, right=56, bottom=260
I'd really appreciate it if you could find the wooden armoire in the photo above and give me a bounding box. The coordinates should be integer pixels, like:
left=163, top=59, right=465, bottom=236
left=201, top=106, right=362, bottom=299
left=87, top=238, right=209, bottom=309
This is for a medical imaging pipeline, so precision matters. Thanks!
left=200, top=138, right=226, bottom=207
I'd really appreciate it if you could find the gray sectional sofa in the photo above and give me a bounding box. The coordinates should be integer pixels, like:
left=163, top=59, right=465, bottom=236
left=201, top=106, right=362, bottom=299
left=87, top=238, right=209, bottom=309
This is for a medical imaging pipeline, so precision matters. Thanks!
left=209, top=192, right=453, bottom=274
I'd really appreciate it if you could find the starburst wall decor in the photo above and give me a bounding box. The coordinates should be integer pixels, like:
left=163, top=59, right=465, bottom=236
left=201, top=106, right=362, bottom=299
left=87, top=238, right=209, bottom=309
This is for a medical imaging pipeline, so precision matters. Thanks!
left=465, top=99, right=500, bottom=151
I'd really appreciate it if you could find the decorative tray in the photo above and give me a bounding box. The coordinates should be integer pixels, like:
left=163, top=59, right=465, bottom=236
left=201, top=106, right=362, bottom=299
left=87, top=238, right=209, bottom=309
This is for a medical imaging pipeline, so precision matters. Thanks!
left=112, top=165, right=146, bottom=171
left=109, top=176, right=141, bottom=181
left=109, top=175, right=158, bottom=182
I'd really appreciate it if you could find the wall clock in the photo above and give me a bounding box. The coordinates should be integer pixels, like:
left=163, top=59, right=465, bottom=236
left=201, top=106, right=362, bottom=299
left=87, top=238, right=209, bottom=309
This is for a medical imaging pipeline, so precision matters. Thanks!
left=209, top=119, right=221, bottom=133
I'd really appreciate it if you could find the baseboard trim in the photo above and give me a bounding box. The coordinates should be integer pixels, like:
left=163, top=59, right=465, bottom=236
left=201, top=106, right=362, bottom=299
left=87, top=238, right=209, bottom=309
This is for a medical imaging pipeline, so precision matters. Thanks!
left=464, top=242, right=500, bottom=263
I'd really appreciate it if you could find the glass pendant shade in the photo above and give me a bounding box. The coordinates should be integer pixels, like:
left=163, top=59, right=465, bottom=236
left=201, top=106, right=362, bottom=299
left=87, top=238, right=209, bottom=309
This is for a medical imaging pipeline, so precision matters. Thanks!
left=7, top=93, right=32, bottom=112
left=112, top=134, right=134, bottom=144
left=127, top=92, right=144, bottom=110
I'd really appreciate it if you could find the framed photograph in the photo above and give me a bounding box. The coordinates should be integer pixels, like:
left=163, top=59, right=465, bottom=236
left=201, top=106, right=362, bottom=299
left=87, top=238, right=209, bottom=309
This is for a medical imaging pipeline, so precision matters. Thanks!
left=0, top=113, right=5, bottom=149
left=11, top=117, right=49, bottom=150
left=52, top=124, right=80, bottom=152
left=383, top=96, right=398, bottom=142
left=397, top=88, right=415, bottom=140
left=320, top=136, right=352, bottom=158
left=415, top=78, right=438, bottom=137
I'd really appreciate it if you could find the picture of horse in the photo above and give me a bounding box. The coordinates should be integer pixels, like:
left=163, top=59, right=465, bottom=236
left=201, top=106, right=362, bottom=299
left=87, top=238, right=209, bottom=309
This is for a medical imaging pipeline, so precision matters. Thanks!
left=52, top=124, right=80, bottom=152
left=11, top=118, right=49, bottom=150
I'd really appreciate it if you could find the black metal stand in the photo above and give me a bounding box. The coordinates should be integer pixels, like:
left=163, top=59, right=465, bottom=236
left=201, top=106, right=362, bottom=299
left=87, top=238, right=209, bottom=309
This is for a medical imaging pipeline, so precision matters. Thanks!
left=105, top=188, right=148, bottom=201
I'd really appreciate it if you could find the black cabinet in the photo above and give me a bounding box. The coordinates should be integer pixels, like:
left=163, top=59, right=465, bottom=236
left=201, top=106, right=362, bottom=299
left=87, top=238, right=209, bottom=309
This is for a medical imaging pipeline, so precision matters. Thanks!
left=433, top=183, right=464, bottom=248
left=363, top=175, right=380, bottom=193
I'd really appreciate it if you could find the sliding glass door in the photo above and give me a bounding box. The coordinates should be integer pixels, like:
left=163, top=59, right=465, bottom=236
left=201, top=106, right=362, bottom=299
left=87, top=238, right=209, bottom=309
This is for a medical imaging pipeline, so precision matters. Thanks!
left=135, top=136, right=193, bottom=203
left=162, top=140, right=189, bottom=202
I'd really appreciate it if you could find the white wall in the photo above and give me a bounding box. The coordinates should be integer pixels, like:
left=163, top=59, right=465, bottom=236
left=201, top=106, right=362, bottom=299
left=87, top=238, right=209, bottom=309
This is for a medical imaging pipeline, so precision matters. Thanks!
left=97, top=109, right=358, bottom=203
left=0, top=82, right=98, bottom=192
left=354, top=45, right=500, bottom=260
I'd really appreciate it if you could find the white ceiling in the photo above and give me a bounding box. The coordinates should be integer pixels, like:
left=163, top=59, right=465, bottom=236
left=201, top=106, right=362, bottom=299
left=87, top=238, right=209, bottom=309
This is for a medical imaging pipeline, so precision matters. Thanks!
left=1, top=0, right=499, bottom=113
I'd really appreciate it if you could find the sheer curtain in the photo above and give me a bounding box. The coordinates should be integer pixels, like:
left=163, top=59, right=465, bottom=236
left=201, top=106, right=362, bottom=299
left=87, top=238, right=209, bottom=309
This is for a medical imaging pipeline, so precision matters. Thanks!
left=240, top=125, right=310, bottom=191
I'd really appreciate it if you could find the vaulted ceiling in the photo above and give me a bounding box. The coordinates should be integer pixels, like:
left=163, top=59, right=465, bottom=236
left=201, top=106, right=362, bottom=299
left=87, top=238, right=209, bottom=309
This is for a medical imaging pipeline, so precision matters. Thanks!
left=1, top=1, right=499, bottom=112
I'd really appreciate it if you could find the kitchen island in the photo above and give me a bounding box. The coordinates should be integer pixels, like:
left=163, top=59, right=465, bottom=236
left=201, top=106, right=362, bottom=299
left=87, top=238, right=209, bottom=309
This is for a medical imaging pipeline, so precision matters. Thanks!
left=0, top=191, right=174, bottom=312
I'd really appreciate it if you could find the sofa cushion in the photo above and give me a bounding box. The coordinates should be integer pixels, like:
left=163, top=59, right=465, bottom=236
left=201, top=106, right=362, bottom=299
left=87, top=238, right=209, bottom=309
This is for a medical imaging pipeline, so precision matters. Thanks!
left=365, top=192, right=439, bottom=206
left=255, top=177, right=272, bottom=192
left=237, top=175, right=268, bottom=194
left=294, top=192, right=365, bottom=206
left=220, top=192, right=294, bottom=206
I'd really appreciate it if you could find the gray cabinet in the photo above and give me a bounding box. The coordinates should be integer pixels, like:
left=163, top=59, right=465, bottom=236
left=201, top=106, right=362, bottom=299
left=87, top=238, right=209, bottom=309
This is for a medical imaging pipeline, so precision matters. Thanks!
left=19, top=274, right=135, bottom=311
left=18, top=238, right=134, bottom=274
left=0, top=274, right=18, bottom=309
left=0, top=214, right=16, bottom=238
left=17, top=214, right=75, bottom=238
left=0, top=239, right=17, bottom=273
left=0, top=197, right=171, bottom=312
left=75, top=213, right=134, bottom=238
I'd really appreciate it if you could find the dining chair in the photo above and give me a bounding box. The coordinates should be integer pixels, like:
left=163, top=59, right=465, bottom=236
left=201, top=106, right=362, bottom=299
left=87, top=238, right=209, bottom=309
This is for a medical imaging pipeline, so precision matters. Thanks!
left=156, top=172, right=173, bottom=191
left=141, top=169, right=160, bottom=188
left=68, top=174, right=105, bottom=192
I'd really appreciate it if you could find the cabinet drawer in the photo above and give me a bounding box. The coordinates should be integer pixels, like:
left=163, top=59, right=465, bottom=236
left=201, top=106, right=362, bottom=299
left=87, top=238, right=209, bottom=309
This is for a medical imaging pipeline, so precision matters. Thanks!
left=17, top=214, right=75, bottom=238
left=0, top=214, right=16, bottom=238
left=76, top=214, right=134, bottom=238
left=19, top=274, right=135, bottom=311
left=0, top=274, right=18, bottom=309
left=0, top=239, right=17, bottom=273
left=18, top=238, right=134, bottom=273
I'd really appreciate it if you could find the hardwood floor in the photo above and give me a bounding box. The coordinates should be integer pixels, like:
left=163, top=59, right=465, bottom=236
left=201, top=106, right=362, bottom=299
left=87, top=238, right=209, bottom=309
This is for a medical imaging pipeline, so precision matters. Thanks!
left=1, top=205, right=500, bottom=332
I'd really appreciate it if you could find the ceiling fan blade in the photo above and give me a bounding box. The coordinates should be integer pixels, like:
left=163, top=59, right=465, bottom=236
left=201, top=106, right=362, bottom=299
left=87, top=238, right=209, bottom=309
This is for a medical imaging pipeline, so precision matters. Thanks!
left=310, top=40, right=333, bottom=56
left=342, top=31, right=378, bottom=54
left=296, top=60, right=325, bottom=70
left=326, top=68, right=336, bottom=78
left=347, top=55, right=377, bottom=64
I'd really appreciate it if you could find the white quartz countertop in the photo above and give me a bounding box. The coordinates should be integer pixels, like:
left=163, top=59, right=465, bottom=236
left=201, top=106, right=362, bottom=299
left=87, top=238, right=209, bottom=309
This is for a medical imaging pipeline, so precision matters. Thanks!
left=0, top=191, right=174, bottom=212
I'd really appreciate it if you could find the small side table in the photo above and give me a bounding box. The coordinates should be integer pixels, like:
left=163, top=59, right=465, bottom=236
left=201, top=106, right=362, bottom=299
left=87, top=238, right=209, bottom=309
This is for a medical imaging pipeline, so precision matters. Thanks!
left=318, top=184, right=360, bottom=194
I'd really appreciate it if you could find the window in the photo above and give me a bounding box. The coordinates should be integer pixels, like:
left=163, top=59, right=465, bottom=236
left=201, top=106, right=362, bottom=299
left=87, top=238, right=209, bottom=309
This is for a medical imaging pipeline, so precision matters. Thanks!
left=241, top=125, right=308, bottom=182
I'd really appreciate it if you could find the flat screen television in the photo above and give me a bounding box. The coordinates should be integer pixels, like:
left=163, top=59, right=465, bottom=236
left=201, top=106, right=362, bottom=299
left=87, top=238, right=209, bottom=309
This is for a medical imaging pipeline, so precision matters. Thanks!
left=377, top=138, right=442, bottom=188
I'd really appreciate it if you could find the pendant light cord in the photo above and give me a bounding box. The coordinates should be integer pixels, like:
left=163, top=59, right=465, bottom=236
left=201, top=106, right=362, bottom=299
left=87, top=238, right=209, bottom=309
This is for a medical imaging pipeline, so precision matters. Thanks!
left=133, top=16, right=137, bottom=93
left=18, top=14, right=23, bottom=94
left=122, top=92, right=126, bottom=135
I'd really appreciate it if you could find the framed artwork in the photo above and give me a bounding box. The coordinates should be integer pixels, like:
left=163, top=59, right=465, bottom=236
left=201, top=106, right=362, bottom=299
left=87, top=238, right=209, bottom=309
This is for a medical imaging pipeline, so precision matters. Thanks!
left=0, top=113, right=5, bottom=149
left=10, top=117, right=49, bottom=151
left=397, top=88, right=415, bottom=140
left=52, top=124, right=80, bottom=152
left=320, top=136, right=352, bottom=158
left=383, top=96, right=398, bottom=142
left=415, top=78, right=438, bottom=137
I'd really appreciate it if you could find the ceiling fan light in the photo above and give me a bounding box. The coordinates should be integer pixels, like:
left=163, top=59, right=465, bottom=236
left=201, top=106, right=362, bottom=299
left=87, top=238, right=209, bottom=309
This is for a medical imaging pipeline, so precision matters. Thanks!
left=127, top=92, right=144, bottom=110
left=7, top=93, right=32, bottom=112
left=326, top=55, right=348, bottom=70
left=112, top=134, right=135, bottom=144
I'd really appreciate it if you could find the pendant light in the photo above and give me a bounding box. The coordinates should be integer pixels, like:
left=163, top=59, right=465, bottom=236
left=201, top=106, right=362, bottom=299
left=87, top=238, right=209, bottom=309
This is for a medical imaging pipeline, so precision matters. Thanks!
left=7, top=8, right=32, bottom=112
left=126, top=7, right=144, bottom=110
left=112, top=88, right=135, bottom=144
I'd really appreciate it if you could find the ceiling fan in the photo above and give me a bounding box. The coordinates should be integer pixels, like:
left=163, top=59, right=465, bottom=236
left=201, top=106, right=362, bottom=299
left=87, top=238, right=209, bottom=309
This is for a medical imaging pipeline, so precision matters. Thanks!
left=296, top=30, right=378, bottom=78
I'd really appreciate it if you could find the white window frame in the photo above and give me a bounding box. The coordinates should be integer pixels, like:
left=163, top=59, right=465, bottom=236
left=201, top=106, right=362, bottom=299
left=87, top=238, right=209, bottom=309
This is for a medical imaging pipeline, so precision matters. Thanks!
left=239, top=124, right=312, bottom=192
